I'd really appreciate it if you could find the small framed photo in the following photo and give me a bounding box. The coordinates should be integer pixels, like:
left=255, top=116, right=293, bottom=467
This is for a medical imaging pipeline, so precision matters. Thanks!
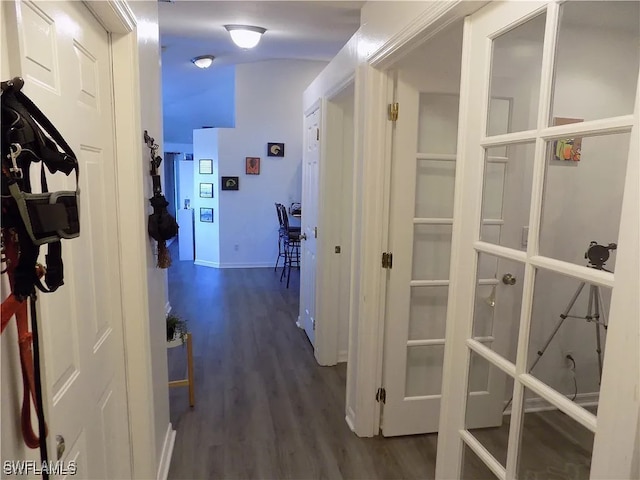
left=199, top=159, right=213, bottom=174
left=199, top=183, right=213, bottom=198
left=267, top=143, right=285, bottom=157
left=552, top=117, right=583, bottom=163
left=246, top=157, right=260, bottom=175
left=221, top=176, right=239, bottom=191
left=200, top=207, right=213, bottom=223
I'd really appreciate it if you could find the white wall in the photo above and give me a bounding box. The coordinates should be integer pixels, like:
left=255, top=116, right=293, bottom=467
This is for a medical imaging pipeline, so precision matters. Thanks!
left=162, top=64, right=235, bottom=144
left=214, top=59, right=326, bottom=267
left=177, top=160, right=194, bottom=211
left=193, top=128, right=220, bottom=267
left=128, top=1, right=171, bottom=473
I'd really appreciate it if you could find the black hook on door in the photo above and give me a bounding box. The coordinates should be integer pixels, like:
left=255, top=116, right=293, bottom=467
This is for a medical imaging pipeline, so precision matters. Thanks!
left=1, top=77, right=25, bottom=93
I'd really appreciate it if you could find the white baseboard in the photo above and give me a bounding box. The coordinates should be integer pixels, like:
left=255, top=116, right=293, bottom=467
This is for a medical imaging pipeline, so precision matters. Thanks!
left=504, top=392, right=599, bottom=415
left=156, top=423, right=176, bottom=480
left=193, top=260, right=274, bottom=269
left=345, top=407, right=356, bottom=433
left=194, top=259, right=219, bottom=268
left=337, top=350, right=348, bottom=363
left=217, top=262, right=273, bottom=268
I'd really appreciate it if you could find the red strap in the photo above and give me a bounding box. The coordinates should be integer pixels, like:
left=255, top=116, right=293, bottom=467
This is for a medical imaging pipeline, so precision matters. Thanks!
left=1, top=229, right=47, bottom=448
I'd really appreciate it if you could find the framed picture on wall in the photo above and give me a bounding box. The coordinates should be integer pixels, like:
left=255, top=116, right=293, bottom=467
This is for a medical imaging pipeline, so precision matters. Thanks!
left=199, top=183, right=213, bottom=198
left=245, top=157, right=260, bottom=175
left=552, top=117, right=583, bottom=163
left=221, top=176, right=239, bottom=191
left=200, top=207, right=213, bottom=223
left=267, top=143, right=285, bottom=157
left=199, top=159, right=213, bottom=174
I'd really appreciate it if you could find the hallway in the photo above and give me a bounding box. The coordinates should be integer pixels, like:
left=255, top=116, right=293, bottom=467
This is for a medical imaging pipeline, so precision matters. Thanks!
left=166, top=258, right=594, bottom=479
left=167, top=259, right=438, bottom=479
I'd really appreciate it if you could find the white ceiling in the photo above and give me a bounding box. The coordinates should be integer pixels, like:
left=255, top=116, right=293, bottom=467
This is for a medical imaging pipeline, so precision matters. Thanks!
left=160, top=1, right=363, bottom=144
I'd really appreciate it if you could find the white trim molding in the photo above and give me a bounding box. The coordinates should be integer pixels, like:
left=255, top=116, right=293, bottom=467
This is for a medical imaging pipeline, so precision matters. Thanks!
left=503, top=392, right=599, bottom=415
left=194, top=259, right=219, bottom=268
left=103, top=3, right=160, bottom=477
left=368, top=1, right=488, bottom=69
left=156, top=423, right=176, bottom=480
left=85, top=0, right=135, bottom=34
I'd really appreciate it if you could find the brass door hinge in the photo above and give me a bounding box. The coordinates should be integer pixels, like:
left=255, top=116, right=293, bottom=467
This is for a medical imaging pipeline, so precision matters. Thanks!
left=388, top=102, right=399, bottom=122
left=382, top=252, right=393, bottom=269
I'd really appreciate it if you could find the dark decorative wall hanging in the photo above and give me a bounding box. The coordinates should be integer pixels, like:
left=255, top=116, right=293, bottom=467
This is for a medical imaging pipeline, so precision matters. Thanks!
left=221, top=176, right=239, bottom=190
left=267, top=143, right=285, bottom=157
left=145, top=131, right=178, bottom=268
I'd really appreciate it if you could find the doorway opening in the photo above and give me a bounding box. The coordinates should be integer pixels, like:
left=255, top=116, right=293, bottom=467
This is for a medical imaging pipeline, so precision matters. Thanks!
left=300, top=81, right=355, bottom=371
left=380, top=19, right=465, bottom=438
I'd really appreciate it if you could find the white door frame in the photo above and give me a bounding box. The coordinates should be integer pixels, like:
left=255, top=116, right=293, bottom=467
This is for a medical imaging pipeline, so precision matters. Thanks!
left=313, top=75, right=355, bottom=366
left=346, top=1, right=489, bottom=437
left=73, top=3, right=159, bottom=478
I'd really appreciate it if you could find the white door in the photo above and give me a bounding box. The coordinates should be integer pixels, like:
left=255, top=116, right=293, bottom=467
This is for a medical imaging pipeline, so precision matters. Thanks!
left=439, top=1, right=640, bottom=478
left=299, top=108, right=320, bottom=344
left=381, top=72, right=514, bottom=435
left=382, top=79, right=460, bottom=435
left=9, top=1, right=132, bottom=477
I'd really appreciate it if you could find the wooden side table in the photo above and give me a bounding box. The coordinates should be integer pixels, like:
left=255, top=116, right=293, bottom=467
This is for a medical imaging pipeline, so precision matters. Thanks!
left=167, top=332, right=195, bottom=407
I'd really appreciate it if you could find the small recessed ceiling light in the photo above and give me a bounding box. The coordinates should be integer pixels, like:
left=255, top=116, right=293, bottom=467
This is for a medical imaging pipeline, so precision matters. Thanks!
left=224, top=25, right=267, bottom=49
left=191, top=55, right=215, bottom=69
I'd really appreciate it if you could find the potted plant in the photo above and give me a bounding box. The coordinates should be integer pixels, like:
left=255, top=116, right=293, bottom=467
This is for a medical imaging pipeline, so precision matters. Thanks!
left=166, top=313, right=188, bottom=343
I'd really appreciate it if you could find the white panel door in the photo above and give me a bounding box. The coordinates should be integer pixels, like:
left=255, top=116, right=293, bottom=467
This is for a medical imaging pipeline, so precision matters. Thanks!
left=439, top=1, right=640, bottom=478
left=11, top=1, right=132, bottom=477
left=299, top=108, right=320, bottom=344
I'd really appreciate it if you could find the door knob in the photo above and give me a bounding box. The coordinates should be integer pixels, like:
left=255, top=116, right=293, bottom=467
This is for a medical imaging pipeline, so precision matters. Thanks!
left=299, top=233, right=307, bottom=241
left=56, top=435, right=65, bottom=460
left=502, top=273, right=516, bottom=285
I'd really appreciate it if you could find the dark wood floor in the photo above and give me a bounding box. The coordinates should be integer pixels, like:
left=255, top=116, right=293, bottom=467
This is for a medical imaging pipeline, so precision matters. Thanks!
left=167, top=254, right=438, bottom=479
left=166, top=248, right=592, bottom=480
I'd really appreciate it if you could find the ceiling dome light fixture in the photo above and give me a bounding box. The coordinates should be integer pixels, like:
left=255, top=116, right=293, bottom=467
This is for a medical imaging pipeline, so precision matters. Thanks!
left=224, top=25, right=267, bottom=49
left=191, top=55, right=215, bottom=69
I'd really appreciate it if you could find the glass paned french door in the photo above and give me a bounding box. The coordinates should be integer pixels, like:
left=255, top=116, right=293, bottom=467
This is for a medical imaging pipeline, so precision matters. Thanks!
left=438, top=1, right=640, bottom=479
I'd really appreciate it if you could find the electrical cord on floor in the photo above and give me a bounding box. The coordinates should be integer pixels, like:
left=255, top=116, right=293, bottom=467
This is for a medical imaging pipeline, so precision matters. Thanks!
left=566, top=354, right=577, bottom=401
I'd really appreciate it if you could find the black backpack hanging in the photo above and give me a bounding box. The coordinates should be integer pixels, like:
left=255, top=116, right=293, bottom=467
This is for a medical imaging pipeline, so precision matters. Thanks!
left=1, top=77, right=80, bottom=298
left=2, top=76, right=80, bottom=480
